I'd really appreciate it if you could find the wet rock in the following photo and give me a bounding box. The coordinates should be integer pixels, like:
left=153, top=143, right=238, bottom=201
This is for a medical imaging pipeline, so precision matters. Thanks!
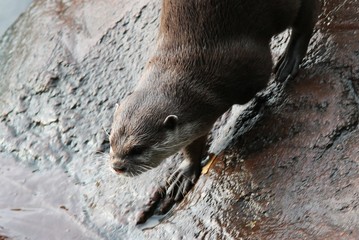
left=0, top=0, right=358, bottom=239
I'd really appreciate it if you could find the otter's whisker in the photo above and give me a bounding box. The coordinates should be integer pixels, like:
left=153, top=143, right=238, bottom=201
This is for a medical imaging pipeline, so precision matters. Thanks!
left=102, top=126, right=110, bottom=137
left=140, top=163, right=153, bottom=171
left=138, top=165, right=150, bottom=173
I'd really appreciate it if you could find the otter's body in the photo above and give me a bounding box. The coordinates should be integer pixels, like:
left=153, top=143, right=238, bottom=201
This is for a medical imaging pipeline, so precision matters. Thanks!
left=110, top=0, right=318, bottom=201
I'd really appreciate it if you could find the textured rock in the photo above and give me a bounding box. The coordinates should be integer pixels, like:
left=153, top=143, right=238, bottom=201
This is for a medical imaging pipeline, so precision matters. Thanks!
left=0, top=0, right=358, bottom=239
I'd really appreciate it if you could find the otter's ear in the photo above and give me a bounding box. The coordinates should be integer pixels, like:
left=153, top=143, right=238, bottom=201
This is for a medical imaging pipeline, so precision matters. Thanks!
left=115, top=103, right=120, bottom=111
left=163, top=115, right=178, bottom=130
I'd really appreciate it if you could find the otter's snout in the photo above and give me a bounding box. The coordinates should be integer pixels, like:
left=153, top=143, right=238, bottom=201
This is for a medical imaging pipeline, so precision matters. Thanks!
left=111, top=161, right=127, bottom=174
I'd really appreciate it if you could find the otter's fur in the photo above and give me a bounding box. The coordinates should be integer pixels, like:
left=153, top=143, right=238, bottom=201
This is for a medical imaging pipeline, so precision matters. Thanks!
left=110, top=0, right=318, bottom=200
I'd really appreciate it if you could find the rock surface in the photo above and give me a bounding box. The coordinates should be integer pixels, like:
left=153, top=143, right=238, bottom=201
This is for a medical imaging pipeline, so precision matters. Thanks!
left=0, top=0, right=358, bottom=239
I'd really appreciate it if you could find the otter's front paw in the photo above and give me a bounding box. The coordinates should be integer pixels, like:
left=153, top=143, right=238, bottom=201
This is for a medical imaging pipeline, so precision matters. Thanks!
left=166, top=160, right=201, bottom=202
left=136, top=161, right=201, bottom=224
left=152, top=161, right=201, bottom=215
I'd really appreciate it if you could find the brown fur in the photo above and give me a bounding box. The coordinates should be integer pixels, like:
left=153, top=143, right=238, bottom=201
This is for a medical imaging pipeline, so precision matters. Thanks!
left=110, top=0, right=319, bottom=199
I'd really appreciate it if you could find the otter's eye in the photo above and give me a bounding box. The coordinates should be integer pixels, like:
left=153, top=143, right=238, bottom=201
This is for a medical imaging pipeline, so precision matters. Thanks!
left=127, top=145, right=145, bottom=156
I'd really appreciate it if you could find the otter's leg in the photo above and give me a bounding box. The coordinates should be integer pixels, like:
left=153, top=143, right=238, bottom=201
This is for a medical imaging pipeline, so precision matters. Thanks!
left=136, top=135, right=207, bottom=224
left=166, top=134, right=207, bottom=201
left=275, top=0, right=318, bottom=82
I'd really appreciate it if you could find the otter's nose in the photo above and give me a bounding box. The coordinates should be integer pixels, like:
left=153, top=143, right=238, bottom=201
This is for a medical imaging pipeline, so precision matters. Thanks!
left=112, top=161, right=127, bottom=174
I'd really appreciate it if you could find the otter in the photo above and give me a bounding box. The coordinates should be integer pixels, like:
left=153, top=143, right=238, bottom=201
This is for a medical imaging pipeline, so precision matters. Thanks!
left=110, top=0, right=318, bottom=202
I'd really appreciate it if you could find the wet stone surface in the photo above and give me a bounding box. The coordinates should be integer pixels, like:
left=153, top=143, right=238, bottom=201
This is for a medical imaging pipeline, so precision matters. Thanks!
left=0, top=0, right=358, bottom=239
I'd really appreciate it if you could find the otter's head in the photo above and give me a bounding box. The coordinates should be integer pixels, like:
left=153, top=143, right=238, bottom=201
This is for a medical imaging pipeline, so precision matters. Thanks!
left=109, top=91, right=193, bottom=177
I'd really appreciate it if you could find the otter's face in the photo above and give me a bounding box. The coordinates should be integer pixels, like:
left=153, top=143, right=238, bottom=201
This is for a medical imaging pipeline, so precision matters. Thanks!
left=109, top=94, right=191, bottom=177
